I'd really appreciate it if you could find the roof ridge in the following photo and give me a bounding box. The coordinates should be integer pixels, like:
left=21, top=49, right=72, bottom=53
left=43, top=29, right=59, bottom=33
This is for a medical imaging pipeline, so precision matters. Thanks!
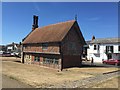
left=95, top=37, right=120, bottom=40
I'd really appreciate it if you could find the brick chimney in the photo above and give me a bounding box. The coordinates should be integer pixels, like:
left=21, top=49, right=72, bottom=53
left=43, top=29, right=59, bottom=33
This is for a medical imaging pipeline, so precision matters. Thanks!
left=32, top=15, right=38, bottom=30
left=92, top=35, right=95, bottom=40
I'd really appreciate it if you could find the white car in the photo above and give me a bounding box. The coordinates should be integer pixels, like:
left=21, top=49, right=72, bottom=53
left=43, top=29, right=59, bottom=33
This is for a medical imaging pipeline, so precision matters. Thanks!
left=10, top=53, right=15, bottom=56
left=0, top=51, right=4, bottom=54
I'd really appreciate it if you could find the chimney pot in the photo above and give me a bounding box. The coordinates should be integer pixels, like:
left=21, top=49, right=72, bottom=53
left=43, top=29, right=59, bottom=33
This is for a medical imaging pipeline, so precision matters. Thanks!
left=92, top=35, right=95, bottom=40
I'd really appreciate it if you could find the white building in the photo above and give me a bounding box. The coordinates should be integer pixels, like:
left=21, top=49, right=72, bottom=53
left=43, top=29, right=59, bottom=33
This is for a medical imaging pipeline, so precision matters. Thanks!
left=6, top=43, right=18, bottom=52
left=6, top=42, right=21, bottom=55
left=86, top=37, right=120, bottom=63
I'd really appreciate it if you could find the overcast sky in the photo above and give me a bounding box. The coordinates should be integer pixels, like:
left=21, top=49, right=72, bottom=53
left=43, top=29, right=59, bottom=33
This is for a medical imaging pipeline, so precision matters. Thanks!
left=2, top=2, right=118, bottom=45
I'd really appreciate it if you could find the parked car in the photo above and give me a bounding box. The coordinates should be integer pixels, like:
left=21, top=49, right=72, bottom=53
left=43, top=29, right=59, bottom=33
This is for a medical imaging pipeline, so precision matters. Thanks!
left=0, top=51, right=4, bottom=55
left=102, top=59, right=120, bottom=66
left=11, top=52, right=15, bottom=56
left=2, top=52, right=11, bottom=57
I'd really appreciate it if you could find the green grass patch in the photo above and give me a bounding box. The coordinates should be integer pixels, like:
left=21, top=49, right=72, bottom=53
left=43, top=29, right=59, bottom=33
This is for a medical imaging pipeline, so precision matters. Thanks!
left=9, top=76, right=19, bottom=81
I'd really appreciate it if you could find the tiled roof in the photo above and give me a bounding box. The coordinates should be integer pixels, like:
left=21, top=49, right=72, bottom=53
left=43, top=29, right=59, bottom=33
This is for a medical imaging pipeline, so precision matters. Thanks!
left=22, top=20, right=84, bottom=44
left=86, top=40, right=91, bottom=44
left=6, top=43, right=18, bottom=46
left=90, top=38, right=120, bottom=44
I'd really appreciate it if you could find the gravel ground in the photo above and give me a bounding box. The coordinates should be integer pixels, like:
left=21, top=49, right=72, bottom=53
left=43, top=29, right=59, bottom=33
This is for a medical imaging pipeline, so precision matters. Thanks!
left=2, top=70, right=119, bottom=88
left=2, top=57, right=119, bottom=88
left=48, top=70, right=120, bottom=88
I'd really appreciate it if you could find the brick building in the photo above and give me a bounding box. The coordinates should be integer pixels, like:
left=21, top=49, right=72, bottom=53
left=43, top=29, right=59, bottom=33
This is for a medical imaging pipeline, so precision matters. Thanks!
left=21, top=15, right=86, bottom=70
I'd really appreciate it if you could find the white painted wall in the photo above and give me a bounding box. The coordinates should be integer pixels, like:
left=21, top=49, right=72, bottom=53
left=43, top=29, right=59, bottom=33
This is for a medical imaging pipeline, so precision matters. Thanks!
left=7, top=44, right=18, bottom=52
left=7, top=46, right=13, bottom=50
left=112, top=53, right=120, bottom=60
left=87, top=43, right=120, bottom=63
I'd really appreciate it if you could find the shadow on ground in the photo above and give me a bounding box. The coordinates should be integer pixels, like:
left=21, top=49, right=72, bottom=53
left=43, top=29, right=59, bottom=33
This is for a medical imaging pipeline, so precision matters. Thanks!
left=14, top=60, right=21, bottom=63
left=81, top=64, right=120, bottom=68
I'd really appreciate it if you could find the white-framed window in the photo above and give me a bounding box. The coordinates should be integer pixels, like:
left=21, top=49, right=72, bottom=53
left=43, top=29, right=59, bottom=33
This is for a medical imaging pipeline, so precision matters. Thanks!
left=54, top=59, right=59, bottom=64
left=23, top=46, right=27, bottom=50
left=93, top=44, right=100, bottom=50
left=43, top=58, right=59, bottom=64
left=106, top=46, right=114, bottom=53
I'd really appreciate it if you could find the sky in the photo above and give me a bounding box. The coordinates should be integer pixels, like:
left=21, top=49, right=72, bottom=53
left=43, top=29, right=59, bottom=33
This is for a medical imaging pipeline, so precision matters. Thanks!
left=2, top=2, right=118, bottom=45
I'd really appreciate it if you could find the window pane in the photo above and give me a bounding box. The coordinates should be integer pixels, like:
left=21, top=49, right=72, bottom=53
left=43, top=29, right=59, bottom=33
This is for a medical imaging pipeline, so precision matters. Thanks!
left=98, top=45, right=100, bottom=50
left=119, top=46, right=120, bottom=51
left=43, top=58, right=46, bottom=64
left=94, top=45, right=96, bottom=50
left=42, top=44, right=48, bottom=50
left=110, top=46, right=113, bottom=53
left=43, top=57, right=59, bottom=64
left=54, top=59, right=59, bottom=64
left=34, top=56, right=40, bottom=62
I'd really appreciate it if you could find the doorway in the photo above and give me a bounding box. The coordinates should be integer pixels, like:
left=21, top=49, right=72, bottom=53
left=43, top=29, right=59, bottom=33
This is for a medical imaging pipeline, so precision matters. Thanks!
left=107, top=54, right=112, bottom=60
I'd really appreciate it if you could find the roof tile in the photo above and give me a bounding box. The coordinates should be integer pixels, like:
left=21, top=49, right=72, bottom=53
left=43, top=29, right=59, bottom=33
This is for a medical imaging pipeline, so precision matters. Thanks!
left=22, top=20, right=76, bottom=44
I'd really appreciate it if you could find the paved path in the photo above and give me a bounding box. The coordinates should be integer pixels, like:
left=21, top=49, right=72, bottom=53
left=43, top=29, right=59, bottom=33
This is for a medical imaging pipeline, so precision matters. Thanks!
left=49, top=70, right=120, bottom=88
left=82, top=61, right=120, bottom=68
left=2, top=75, right=32, bottom=88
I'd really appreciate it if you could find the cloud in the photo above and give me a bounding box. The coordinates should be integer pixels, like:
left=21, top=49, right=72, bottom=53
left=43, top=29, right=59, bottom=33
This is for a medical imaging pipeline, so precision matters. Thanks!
left=88, top=17, right=100, bottom=21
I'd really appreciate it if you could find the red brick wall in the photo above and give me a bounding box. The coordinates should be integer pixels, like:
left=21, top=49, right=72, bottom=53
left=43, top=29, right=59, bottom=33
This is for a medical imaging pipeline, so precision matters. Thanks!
left=32, top=55, right=34, bottom=61
left=23, top=43, right=60, bottom=54
left=62, top=55, right=81, bottom=68
left=61, top=26, right=83, bottom=55
left=61, top=24, right=83, bottom=69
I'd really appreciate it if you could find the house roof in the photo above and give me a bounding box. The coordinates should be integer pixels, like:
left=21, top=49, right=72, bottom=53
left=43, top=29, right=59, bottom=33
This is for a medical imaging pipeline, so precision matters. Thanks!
left=86, top=40, right=91, bottom=44
left=22, top=20, right=85, bottom=44
left=0, top=45, right=5, bottom=49
left=6, top=43, right=18, bottom=47
left=89, top=37, right=120, bottom=44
